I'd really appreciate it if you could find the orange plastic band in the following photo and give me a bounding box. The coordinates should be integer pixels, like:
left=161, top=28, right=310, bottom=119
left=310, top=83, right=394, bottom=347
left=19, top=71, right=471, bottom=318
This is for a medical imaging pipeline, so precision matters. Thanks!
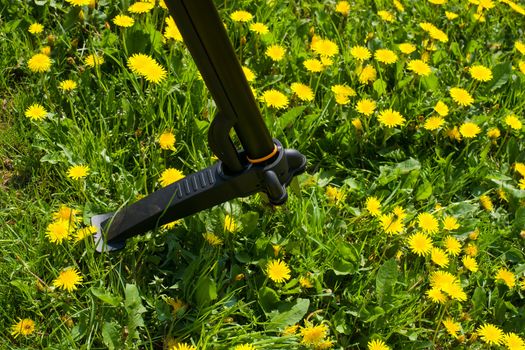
left=247, top=144, right=278, bottom=164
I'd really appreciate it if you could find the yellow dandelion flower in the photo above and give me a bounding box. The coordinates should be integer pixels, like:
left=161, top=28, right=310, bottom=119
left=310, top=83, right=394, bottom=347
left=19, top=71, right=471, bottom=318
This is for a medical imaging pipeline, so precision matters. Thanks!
left=431, top=247, right=449, bottom=267
left=224, top=214, right=237, bottom=233
left=65, top=0, right=90, bottom=5
left=514, top=162, right=525, bottom=177
left=29, top=23, right=44, bottom=34
left=377, top=11, right=394, bottom=22
left=350, top=45, right=372, bottom=61
left=495, top=268, right=515, bottom=288
left=74, top=225, right=97, bottom=242
left=291, top=82, right=314, bottom=102
left=487, top=127, right=501, bottom=139
left=261, top=89, right=288, bottom=109
left=503, top=333, right=525, bottom=349
left=459, top=122, right=481, bottom=138
left=11, top=318, right=35, bottom=338
left=352, top=118, right=362, bottom=130
left=52, top=205, right=79, bottom=223
left=375, top=49, right=398, bottom=64
left=393, top=0, right=404, bottom=11
left=230, top=10, right=253, bottom=22
left=429, top=0, right=447, bottom=4
left=300, top=323, right=328, bottom=346
left=299, top=276, right=313, bottom=288
left=84, top=53, right=104, bottom=67
left=393, top=206, right=407, bottom=220
left=312, top=39, right=339, bottom=57
left=233, top=344, right=256, bottom=350
left=355, top=98, right=376, bottom=116
left=519, top=61, right=525, bottom=74
left=426, top=287, right=448, bottom=304
left=477, top=323, right=504, bottom=345
left=379, top=213, right=404, bottom=235
left=249, top=22, right=269, bottom=35
left=462, top=255, right=478, bottom=272
left=28, top=53, right=51, bottom=72
left=398, top=43, right=416, bottom=54
left=368, top=339, right=390, bottom=350
left=442, top=318, right=461, bottom=338
left=464, top=243, right=478, bottom=256
left=46, top=220, right=73, bottom=243
left=166, top=297, right=187, bottom=316
left=505, top=114, right=523, bottom=130
left=113, top=14, right=134, bottom=27
left=53, top=268, right=82, bottom=292
left=128, top=2, right=154, bottom=14
left=407, top=59, right=431, bottom=76
left=407, top=231, right=433, bottom=256
left=25, top=103, right=48, bottom=121
left=424, top=116, right=445, bottom=130
left=450, top=88, right=474, bottom=106
left=127, top=53, right=167, bottom=84
left=365, top=196, right=381, bottom=216
left=303, top=58, right=324, bottom=72
left=162, top=220, right=181, bottom=230
left=358, top=65, right=377, bottom=84
left=159, top=131, right=176, bottom=150
left=203, top=232, right=223, bottom=246
left=469, top=65, right=492, bottom=82
left=335, top=1, right=351, bottom=15
left=171, top=342, right=196, bottom=350
left=159, top=168, right=184, bottom=187
left=265, top=44, right=285, bottom=61
left=241, top=66, right=256, bottom=83
left=266, top=259, right=291, bottom=283
left=326, top=185, right=346, bottom=205
left=331, top=85, right=355, bottom=105
left=434, top=101, right=449, bottom=117
left=479, top=194, right=493, bottom=211
left=164, top=17, right=183, bottom=42
left=377, top=109, right=405, bottom=127
left=444, top=282, right=467, bottom=301
left=519, top=178, right=525, bottom=190
left=67, top=165, right=89, bottom=180
left=445, top=11, right=459, bottom=19
left=59, top=79, right=77, bottom=92
left=443, top=236, right=461, bottom=256
left=515, top=41, right=525, bottom=55
left=418, top=212, right=439, bottom=234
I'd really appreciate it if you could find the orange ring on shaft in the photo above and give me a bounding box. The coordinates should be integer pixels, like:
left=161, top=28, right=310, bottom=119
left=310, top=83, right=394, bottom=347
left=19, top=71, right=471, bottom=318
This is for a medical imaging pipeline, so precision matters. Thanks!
left=247, top=144, right=278, bottom=164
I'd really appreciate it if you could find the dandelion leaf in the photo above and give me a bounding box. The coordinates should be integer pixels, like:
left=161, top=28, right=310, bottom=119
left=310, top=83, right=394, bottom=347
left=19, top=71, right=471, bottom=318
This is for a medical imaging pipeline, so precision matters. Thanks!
left=488, top=62, right=512, bottom=91
left=102, top=321, right=121, bottom=350
left=92, top=287, right=122, bottom=307
left=376, top=258, right=398, bottom=304
left=267, top=298, right=310, bottom=330
left=258, top=286, right=280, bottom=313
left=195, top=276, right=218, bottom=306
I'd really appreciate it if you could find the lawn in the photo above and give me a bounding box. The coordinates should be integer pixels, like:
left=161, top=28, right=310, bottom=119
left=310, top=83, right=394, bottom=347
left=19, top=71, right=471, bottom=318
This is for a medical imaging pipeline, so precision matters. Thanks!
left=1, top=0, right=525, bottom=349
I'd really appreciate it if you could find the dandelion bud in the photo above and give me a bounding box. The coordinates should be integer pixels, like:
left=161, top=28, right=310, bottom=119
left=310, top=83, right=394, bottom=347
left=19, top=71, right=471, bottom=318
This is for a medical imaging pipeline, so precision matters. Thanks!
left=520, top=230, right=525, bottom=239
left=351, top=118, right=362, bottom=131
left=89, top=0, right=96, bottom=9
left=234, top=273, right=245, bottom=281
left=46, top=34, right=56, bottom=44
left=104, top=21, right=110, bottom=30
left=240, top=36, right=246, bottom=45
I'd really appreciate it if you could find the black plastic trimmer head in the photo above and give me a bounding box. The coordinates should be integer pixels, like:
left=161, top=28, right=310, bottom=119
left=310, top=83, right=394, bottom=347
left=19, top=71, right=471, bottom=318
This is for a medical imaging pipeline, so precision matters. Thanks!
left=91, top=0, right=306, bottom=252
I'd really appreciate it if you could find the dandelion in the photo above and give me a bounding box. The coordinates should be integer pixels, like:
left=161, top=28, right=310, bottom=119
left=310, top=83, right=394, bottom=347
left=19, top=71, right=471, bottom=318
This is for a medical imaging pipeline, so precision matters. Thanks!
left=335, top=1, right=351, bottom=15
left=378, top=10, right=395, bottom=22
left=426, top=287, right=447, bottom=304
left=450, top=88, right=474, bottom=106
left=67, top=164, right=89, bottom=180
left=469, top=65, right=493, bottom=82
left=515, top=162, right=525, bottom=177
left=434, top=101, right=449, bottom=117
left=11, top=319, right=35, bottom=338
left=25, top=103, right=48, bottom=121
left=127, top=53, right=167, bottom=84
left=379, top=214, right=404, bottom=235
left=299, top=276, right=313, bottom=288
left=85, top=54, right=104, bottom=67
left=53, top=206, right=79, bottom=223
left=265, top=44, right=285, bottom=61
left=352, top=118, right=362, bottom=130
left=477, top=323, right=504, bottom=346
left=350, top=46, right=371, bottom=61
left=487, top=127, right=501, bottom=139
left=407, top=232, right=433, bottom=256
left=407, top=59, right=431, bottom=76
left=443, top=236, right=461, bottom=256
left=479, top=194, right=493, bottom=211
left=359, top=65, right=377, bottom=83
left=459, top=122, right=481, bottom=138
left=377, top=109, right=405, bottom=127
left=393, top=0, right=404, bottom=11
left=331, top=85, right=355, bottom=105
left=28, top=53, right=51, bottom=72
left=261, top=89, right=288, bottom=109
left=59, top=80, right=77, bottom=92
left=495, top=268, right=515, bottom=288
left=519, top=61, right=525, bottom=74
left=249, top=22, right=269, bottom=35
left=224, top=214, right=237, bottom=233
left=266, top=259, right=291, bottom=283
left=113, top=14, right=134, bottom=27
left=230, top=10, right=253, bottom=22
left=442, top=318, right=461, bottom=338
left=233, top=344, right=256, bottom=350
left=171, top=343, right=196, bottom=350
left=445, top=11, right=459, bottom=19
left=312, top=39, right=339, bottom=57
left=418, top=212, right=439, bottom=234
left=65, top=0, right=90, bottom=5
left=46, top=220, right=73, bottom=243
left=53, top=268, right=83, bottom=292
left=159, top=131, right=176, bottom=150
left=505, top=114, right=523, bottom=130
left=447, top=126, right=462, bottom=141
left=355, top=98, right=376, bottom=116
left=74, top=226, right=97, bottom=242
left=398, top=43, right=416, bottom=54
left=290, top=83, right=314, bottom=101
left=503, top=333, right=525, bottom=349
left=300, top=323, right=328, bottom=346
left=365, top=196, right=381, bottom=216
left=462, top=256, right=478, bottom=272
left=424, top=116, right=445, bottom=130
left=515, top=41, right=525, bottom=55
left=431, top=247, right=449, bottom=267
left=162, top=220, right=181, bottom=230
left=368, top=339, right=390, bottom=350
left=393, top=206, right=407, bottom=220
left=375, top=49, right=398, bottom=64
left=159, top=168, right=184, bottom=187
left=166, top=297, right=187, bottom=316
left=164, top=17, right=182, bottom=42
left=326, top=185, right=346, bottom=205
left=464, top=243, right=478, bottom=256
left=128, top=2, right=154, bottom=14
left=203, top=232, right=223, bottom=246
left=29, top=23, right=44, bottom=34
left=303, top=58, right=324, bottom=72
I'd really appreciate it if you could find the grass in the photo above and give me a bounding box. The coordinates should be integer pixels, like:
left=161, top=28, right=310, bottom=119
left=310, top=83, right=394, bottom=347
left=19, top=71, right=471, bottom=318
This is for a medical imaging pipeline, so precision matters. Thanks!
left=1, top=0, right=525, bottom=349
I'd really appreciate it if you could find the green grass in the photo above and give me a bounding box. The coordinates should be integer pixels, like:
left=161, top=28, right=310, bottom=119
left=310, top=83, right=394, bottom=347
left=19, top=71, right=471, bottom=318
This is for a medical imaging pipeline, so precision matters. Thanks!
left=1, top=0, right=525, bottom=349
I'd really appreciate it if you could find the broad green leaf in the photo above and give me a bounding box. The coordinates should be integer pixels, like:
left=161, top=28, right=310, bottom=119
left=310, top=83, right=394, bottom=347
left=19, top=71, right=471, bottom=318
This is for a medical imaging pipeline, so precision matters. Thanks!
left=421, top=74, right=438, bottom=91
left=195, top=276, right=218, bottom=306
left=373, top=79, right=387, bottom=96
left=259, top=286, right=280, bottom=313
left=268, top=298, right=310, bottom=330
left=278, top=106, right=307, bottom=129
left=415, top=180, right=433, bottom=201
left=92, top=287, right=122, bottom=307
left=376, top=259, right=398, bottom=304
left=102, top=322, right=121, bottom=350
left=488, top=62, right=512, bottom=91
left=332, top=258, right=356, bottom=275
